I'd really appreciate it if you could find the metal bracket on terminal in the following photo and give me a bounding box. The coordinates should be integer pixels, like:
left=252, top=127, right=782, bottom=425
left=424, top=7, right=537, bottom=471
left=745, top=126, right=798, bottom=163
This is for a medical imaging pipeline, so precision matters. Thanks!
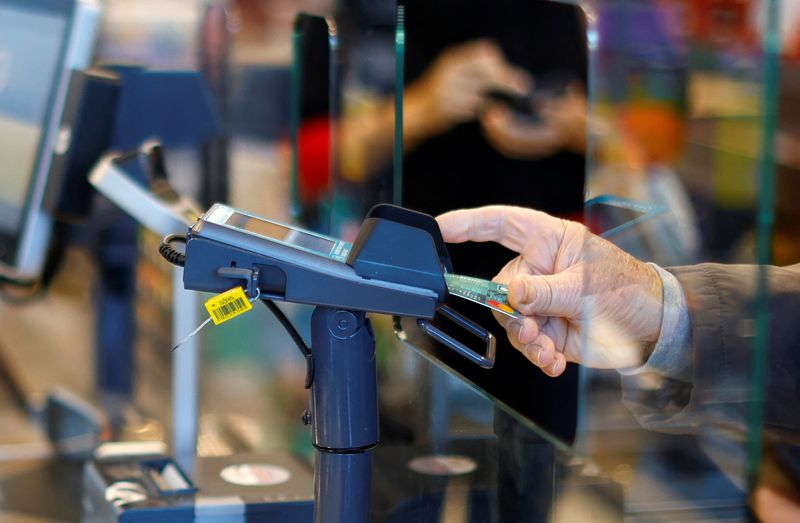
left=417, top=305, right=496, bottom=369
left=216, top=266, right=261, bottom=299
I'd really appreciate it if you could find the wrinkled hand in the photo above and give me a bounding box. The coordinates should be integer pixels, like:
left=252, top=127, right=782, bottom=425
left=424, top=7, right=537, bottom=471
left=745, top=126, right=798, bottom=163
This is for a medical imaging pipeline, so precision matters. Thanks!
left=405, top=39, right=531, bottom=139
left=480, top=85, right=587, bottom=159
left=436, top=206, right=664, bottom=377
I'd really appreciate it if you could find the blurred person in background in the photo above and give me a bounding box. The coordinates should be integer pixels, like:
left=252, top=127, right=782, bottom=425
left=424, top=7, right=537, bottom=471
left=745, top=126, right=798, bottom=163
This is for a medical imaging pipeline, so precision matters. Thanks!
left=334, top=0, right=590, bottom=438
left=401, top=0, right=588, bottom=439
left=313, top=1, right=589, bottom=442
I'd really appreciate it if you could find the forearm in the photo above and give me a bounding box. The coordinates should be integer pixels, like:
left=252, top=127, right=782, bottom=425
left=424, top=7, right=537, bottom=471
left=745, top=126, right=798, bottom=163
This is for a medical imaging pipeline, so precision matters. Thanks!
left=402, top=80, right=452, bottom=151
left=339, top=84, right=450, bottom=182
left=339, top=100, right=395, bottom=182
left=669, top=263, right=800, bottom=435
left=620, top=264, right=692, bottom=382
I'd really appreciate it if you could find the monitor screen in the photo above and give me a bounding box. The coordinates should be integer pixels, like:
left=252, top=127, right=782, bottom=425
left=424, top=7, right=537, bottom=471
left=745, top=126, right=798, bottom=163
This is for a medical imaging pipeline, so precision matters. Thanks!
left=0, top=5, right=67, bottom=235
left=0, top=0, right=98, bottom=278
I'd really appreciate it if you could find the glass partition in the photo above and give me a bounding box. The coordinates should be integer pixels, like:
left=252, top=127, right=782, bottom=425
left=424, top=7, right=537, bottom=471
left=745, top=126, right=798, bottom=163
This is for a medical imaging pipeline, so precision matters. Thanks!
left=581, top=1, right=782, bottom=517
left=387, top=0, right=789, bottom=521
left=291, top=3, right=399, bottom=239
left=388, top=1, right=591, bottom=520
left=278, top=0, right=795, bottom=519
left=393, top=0, right=589, bottom=445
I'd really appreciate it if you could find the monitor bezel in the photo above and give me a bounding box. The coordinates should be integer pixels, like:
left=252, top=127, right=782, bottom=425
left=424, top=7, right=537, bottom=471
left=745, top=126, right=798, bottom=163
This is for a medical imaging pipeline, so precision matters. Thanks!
left=0, top=0, right=99, bottom=279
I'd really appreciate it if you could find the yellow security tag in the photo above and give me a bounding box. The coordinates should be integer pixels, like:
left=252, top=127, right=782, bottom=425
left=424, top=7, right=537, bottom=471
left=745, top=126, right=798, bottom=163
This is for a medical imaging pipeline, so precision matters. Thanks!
left=204, top=287, right=253, bottom=325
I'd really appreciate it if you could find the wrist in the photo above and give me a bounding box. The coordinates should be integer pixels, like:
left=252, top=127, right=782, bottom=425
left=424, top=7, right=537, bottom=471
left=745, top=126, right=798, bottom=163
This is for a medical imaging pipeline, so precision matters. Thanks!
left=620, top=264, right=692, bottom=382
left=403, top=79, right=450, bottom=145
left=644, top=261, right=665, bottom=346
left=631, top=261, right=664, bottom=367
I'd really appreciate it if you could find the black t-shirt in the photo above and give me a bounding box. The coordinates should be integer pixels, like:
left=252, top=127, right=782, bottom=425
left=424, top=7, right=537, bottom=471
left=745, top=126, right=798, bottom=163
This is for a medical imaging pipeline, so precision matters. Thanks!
left=402, top=0, right=587, bottom=223
left=401, top=0, right=587, bottom=443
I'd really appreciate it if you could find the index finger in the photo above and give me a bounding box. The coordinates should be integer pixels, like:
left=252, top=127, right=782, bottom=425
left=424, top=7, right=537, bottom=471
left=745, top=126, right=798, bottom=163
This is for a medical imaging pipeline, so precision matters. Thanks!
left=435, top=205, right=562, bottom=253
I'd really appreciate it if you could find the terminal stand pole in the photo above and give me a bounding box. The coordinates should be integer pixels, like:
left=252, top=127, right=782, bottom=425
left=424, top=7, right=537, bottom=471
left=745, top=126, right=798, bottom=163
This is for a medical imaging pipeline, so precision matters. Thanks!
left=309, top=307, right=379, bottom=523
left=172, top=267, right=199, bottom=478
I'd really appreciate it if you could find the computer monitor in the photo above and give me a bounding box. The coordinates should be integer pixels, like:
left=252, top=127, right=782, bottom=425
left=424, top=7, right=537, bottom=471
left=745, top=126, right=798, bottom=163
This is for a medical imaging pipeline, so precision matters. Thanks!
left=0, top=0, right=99, bottom=280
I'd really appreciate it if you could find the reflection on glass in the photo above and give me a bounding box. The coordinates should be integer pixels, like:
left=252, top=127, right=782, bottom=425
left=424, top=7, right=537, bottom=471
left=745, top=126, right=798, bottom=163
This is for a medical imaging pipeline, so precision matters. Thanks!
left=329, top=1, right=400, bottom=238
left=389, top=0, right=796, bottom=522
left=581, top=1, right=788, bottom=520
left=291, top=6, right=400, bottom=239
left=396, top=0, right=589, bottom=449
left=283, top=0, right=797, bottom=521
left=291, top=13, right=336, bottom=233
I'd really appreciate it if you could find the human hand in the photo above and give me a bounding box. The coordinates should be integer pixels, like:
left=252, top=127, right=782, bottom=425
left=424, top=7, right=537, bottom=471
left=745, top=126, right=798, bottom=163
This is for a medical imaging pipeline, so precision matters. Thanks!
left=404, top=39, right=531, bottom=141
left=436, top=206, right=664, bottom=377
left=480, top=85, right=588, bottom=158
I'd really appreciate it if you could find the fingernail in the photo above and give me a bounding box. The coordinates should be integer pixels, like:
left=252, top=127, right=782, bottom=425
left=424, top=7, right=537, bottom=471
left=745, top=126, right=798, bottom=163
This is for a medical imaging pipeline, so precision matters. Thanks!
left=511, top=279, right=526, bottom=304
left=550, top=360, right=561, bottom=375
left=508, top=321, right=521, bottom=339
left=534, top=346, right=552, bottom=367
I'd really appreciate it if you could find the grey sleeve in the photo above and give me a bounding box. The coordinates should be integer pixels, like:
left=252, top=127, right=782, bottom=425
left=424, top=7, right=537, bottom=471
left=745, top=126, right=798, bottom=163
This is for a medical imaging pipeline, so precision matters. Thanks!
left=619, top=264, right=692, bottom=382
left=618, top=264, right=696, bottom=432
left=670, top=263, right=800, bottom=436
left=620, top=263, right=800, bottom=435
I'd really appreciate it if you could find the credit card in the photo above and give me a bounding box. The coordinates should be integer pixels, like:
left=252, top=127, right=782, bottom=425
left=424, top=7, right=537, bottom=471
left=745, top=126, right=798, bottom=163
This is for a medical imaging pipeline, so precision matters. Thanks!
left=444, top=273, right=521, bottom=318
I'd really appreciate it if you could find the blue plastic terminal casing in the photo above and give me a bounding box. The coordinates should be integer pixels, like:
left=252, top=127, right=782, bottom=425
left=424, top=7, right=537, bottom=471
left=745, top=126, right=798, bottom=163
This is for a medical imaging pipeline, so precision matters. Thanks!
left=347, top=204, right=451, bottom=304
left=182, top=204, right=450, bottom=319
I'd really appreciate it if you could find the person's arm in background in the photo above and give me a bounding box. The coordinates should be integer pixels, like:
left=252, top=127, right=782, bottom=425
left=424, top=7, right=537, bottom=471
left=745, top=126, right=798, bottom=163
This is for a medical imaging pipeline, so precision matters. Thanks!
left=339, top=39, right=531, bottom=182
left=339, top=38, right=590, bottom=182
left=402, top=39, right=531, bottom=151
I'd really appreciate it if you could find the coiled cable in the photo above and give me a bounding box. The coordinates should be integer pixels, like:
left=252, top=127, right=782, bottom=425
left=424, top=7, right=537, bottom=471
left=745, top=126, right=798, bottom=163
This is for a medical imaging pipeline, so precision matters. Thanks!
left=159, top=234, right=187, bottom=267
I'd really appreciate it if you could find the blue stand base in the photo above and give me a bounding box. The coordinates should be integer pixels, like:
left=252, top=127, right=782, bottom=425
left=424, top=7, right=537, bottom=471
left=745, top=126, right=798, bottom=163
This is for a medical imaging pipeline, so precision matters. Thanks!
left=315, top=452, right=373, bottom=522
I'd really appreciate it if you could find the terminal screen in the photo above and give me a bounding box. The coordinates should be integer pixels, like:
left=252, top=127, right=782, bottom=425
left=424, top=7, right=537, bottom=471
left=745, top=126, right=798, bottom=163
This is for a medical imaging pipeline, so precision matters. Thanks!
left=226, top=211, right=336, bottom=256
left=0, top=3, right=67, bottom=236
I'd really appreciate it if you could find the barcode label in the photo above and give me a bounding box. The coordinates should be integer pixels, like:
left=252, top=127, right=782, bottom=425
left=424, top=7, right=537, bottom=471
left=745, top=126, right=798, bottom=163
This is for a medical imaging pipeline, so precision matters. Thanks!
left=204, top=287, right=254, bottom=325
left=211, top=297, right=247, bottom=321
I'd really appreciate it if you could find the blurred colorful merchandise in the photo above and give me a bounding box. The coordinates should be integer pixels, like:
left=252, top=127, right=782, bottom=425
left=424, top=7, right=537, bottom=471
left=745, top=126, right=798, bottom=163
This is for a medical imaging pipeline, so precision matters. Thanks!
left=619, top=102, right=686, bottom=165
left=784, top=4, right=800, bottom=64
left=684, top=0, right=757, bottom=51
left=296, top=116, right=332, bottom=207
left=596, top=1, right=689, bottom=170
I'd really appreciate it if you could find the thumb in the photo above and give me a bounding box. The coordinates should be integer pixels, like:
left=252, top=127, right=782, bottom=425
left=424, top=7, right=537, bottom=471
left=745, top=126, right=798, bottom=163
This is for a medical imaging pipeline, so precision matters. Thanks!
left=509, top=272, right=581, bottom=318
